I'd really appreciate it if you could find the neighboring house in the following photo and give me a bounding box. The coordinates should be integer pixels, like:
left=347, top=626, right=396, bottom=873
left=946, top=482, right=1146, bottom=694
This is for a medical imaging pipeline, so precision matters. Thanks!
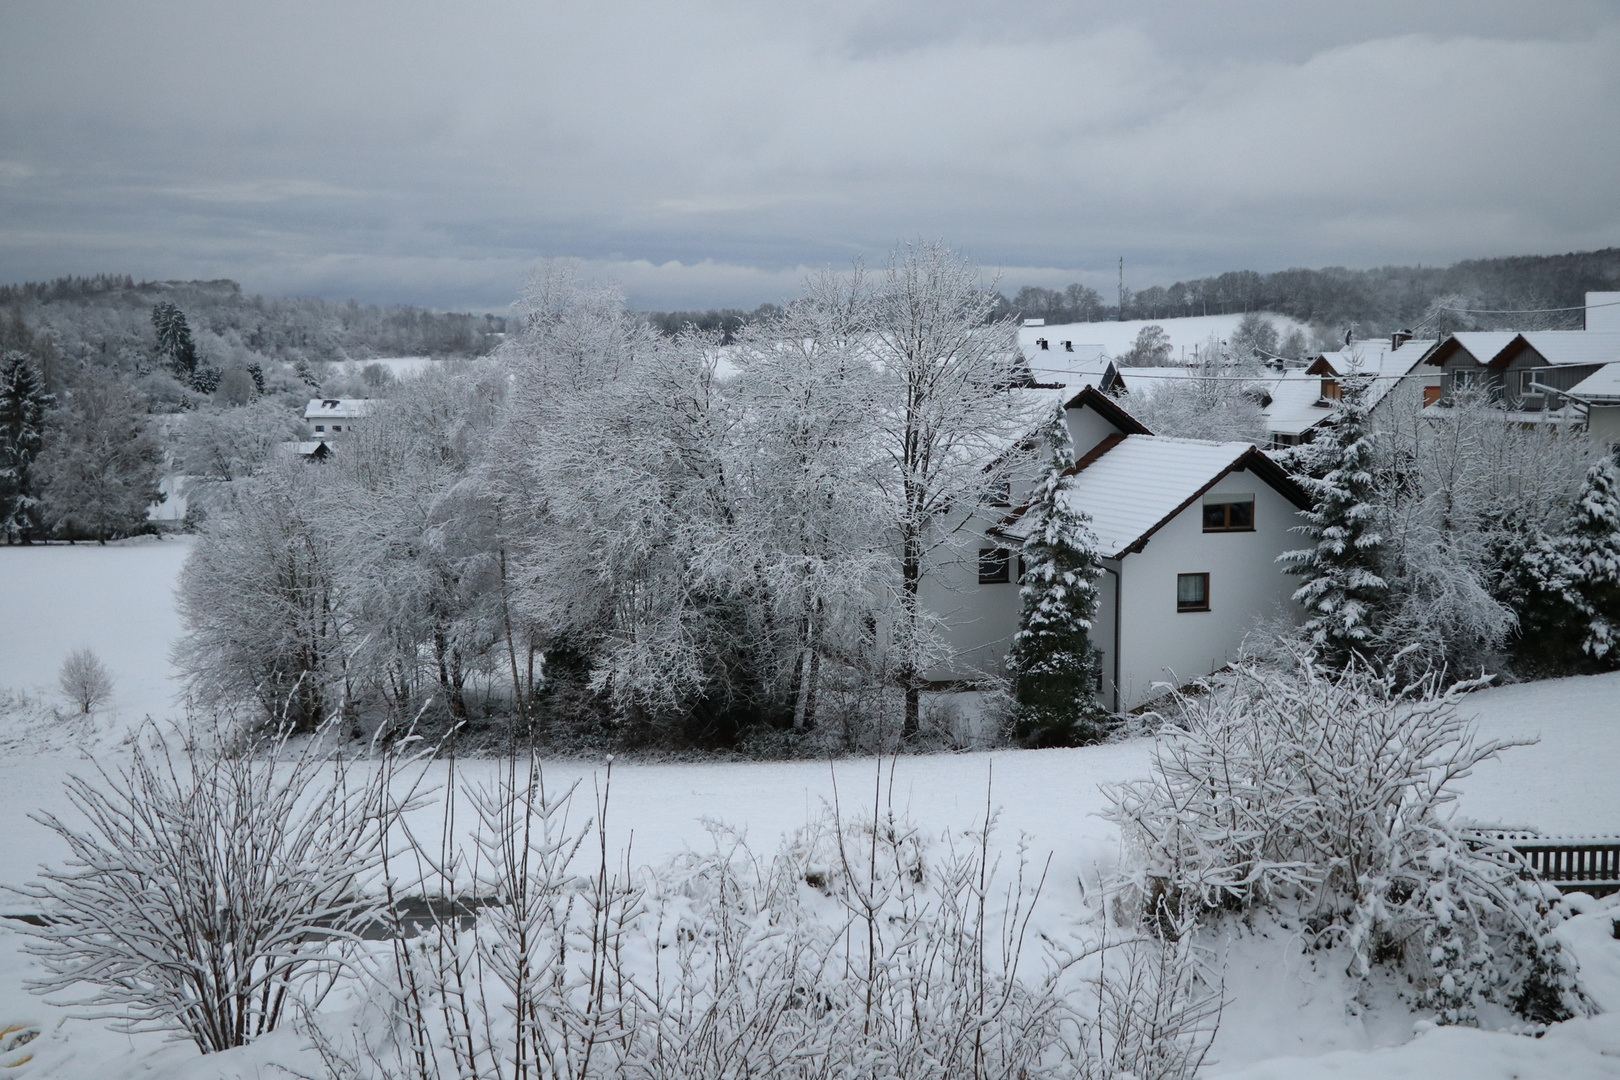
left=1568, top=362, right=1620, bottom=444
left=920, top=388, right=1309, bottom=711
left=1424, top=329, right=1620, bottom=417
left=1261, top=335, right=1438, bottom=448
left=302, top=398, right=374, bottom=437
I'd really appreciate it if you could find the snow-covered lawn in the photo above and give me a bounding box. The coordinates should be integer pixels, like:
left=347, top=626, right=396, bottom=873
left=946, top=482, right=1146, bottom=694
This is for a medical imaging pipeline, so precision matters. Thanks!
left=0, top=539, right=1618, bottom=1077
left=1017, top=313, right=1313, bottom=366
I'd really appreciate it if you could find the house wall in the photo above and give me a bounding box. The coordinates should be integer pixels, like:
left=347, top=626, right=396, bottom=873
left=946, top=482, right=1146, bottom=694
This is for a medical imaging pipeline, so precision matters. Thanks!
left=1112, top=470, right=1302, bottom=710
left=1497, top=349, right=1601, bottom=410
left=1590, top=404, right=1620, bottom=445
left=1435, top=352, right=1501, bottom=401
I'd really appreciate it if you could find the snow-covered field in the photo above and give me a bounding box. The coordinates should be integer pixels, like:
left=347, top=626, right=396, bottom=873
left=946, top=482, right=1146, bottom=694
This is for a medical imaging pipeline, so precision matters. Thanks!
left=0, top=539, right=1617, bottom=1077
left=1017, top=313, right=1314, bottom=369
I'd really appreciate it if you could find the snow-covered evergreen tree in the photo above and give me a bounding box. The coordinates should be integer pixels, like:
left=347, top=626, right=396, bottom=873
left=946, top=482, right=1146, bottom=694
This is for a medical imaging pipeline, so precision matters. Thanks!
left=0, top=350, right=55, bottom=544
left=1281, top=371, right=1388, bottom=666
left=1566, top=450, right=1620, bottom=661
left=1005, top=404, right=1107, bottom=746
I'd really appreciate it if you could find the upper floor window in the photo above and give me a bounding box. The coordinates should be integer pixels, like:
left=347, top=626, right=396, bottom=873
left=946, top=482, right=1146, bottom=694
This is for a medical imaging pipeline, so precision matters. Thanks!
left=1320, top=378, right=1342, bottom=401
left=314, top=425, right=325, bottom=432
left=1202, top=496, right=1254, bottom=532
left=978, top=547, right=1011, bottom=584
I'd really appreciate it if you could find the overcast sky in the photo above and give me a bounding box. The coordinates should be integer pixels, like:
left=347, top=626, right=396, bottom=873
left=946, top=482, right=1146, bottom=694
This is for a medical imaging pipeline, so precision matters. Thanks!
left=2, top=1, right=1618, bottom=311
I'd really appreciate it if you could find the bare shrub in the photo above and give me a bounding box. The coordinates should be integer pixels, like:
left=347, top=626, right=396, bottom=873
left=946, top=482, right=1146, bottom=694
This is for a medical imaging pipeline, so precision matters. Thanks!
left=1104, top=653, right=1583, bottom=1025
left=16, top=720, right=412, bottom=1053
left=58, top=646, right=112, bottom=714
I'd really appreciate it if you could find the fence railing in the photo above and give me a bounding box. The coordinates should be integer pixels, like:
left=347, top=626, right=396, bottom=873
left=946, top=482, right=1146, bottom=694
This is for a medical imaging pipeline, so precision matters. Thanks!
left=1466, top=829, right=1620, bottom=898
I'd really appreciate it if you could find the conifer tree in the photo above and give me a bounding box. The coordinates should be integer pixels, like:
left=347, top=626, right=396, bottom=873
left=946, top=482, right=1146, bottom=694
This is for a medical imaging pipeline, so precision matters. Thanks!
left=0, top=350, right=55, bottom=543
left=1564, top=450, right=1620, bottom=663
left=35, top=370, right=163, bottom=544
left=1006, top=404, right=1107, bottom=746
left=151, top=301, right=199, bottom=383
left=1281, top=371, right=1388, bottom=666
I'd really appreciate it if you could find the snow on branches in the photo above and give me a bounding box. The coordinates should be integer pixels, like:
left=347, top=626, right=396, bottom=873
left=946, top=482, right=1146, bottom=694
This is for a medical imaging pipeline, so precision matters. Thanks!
left=1281, top=372, right=1388, bottom=666
left=1104, top=655, right=1582, bottom=1025
left=1005, top=404, right=1107, bottom=746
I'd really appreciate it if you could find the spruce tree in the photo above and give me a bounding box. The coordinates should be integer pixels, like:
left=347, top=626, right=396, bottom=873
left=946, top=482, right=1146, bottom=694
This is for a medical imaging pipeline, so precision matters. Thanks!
left=1565, top=450, right=1620, bottom=664
left=1282, top=372, right=1388, bottom=666
left=151, top=301, right=199, bottom=384
left=35, top=370, right=163, bottom=544
left=0, top=350, right=55, bottom=543
left=1006, top=404, right=1107, bottom=746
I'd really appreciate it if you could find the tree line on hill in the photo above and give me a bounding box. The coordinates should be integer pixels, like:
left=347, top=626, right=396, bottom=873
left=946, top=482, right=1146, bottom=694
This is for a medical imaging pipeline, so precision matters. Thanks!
left=641, top=247, right=1620, bottom=341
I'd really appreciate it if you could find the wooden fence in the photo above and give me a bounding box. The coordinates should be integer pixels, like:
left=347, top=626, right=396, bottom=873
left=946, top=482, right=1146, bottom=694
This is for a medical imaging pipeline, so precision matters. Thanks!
left=1467, top=830, right=1620, bottom=898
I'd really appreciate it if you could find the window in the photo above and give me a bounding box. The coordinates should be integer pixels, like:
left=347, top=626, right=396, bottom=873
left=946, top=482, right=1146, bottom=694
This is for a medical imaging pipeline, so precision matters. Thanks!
left=1176, top=573, right=1209, bottom=612
left=314, top=425, right=325, bottom=432
left=1202, top=497, right=1254, bottom=532
left=1320, top=378, right=1341, bottom=401
left=1422, top=385, right=1442, bottom=407
left=987, top=475, right=1012, bottom=506
left=333, top=424, right=343, bottom=432
left=978, top=547, right=1011, bottom=584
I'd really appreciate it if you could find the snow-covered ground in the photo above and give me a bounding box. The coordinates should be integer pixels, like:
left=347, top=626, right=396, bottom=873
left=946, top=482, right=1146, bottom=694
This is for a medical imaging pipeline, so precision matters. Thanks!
left=1017, top=313, right=1314, bottom=371
left=0, top=539, right=1617, bottom=1077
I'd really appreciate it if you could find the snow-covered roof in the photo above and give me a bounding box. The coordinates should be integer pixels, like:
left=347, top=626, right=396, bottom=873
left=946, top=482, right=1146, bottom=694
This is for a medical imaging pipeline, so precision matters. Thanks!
left=1569, top=361, right=1620, bottom=402
left=1516, top=331, right=1620, bottom=368
left=1260, top=372, right=1333, bottom=437
left=1001, top=435, right=1299, bottom=558
left=303, top=398, right=375, bottom=421
left=1433, top=332, right=1521, bottom=367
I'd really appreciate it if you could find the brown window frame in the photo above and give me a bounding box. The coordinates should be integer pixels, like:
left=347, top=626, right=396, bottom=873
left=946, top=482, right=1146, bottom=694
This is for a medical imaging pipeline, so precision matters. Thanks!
left=1202, top=498, right=1255, bottom=533
left=1176, top=572, right=1210, bottom=612
left=978, top=547, right=1011, bottom=584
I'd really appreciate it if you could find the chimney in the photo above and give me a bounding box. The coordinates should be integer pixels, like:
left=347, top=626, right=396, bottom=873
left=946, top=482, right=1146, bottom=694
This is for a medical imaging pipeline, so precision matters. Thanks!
left=1063, top=340, right=1073, bottom=352
left=1037, top=337, right=1049, bottom=350
left=1391, top=329, right=1412, bottom=350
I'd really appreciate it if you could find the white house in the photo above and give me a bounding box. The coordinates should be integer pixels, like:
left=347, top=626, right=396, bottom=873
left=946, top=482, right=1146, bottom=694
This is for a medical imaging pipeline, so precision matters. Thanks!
left=1568, top=362, right=1620, bottom=444
left=302, top=398, right=375, bottom=437
left=920, top=388, right=1309, bottom=711
left=1261, top=336, right=1438, bottom=447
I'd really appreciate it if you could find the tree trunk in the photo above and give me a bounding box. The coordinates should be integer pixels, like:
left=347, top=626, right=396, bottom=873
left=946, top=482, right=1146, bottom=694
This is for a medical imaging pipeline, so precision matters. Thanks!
left=901, top=524, right=922, bottom=741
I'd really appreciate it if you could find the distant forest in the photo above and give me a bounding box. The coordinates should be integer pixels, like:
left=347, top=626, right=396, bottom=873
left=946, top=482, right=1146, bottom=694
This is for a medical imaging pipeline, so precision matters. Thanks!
left=643, top=248, right=1620, bottom=340
left=0, top=275, right=505, bottom=391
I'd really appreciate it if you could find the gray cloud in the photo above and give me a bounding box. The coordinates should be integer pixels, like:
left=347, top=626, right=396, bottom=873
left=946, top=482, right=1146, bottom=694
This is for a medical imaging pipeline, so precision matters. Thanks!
left=2, top=1, right=1617, bottom=309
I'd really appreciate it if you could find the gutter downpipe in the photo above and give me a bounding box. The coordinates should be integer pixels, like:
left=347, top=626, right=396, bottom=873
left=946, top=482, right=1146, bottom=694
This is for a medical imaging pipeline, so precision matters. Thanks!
left=1102, top=561, right=1122, bottom=714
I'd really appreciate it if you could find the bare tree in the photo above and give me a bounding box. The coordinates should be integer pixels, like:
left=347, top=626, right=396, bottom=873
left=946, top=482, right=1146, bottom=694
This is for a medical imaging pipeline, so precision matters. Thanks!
left=57, top=646, right=112, bottom=714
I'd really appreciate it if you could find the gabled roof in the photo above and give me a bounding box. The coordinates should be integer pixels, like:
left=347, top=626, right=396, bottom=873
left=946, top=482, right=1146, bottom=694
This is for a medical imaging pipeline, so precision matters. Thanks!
left=1509, top=331, right=1620, bottom=369
left=1062, top=384, right=1152, bottom=434
left=996, top=435, right=1308, bottom=558
left=1569, top=361, right=1620, bottom=402
left=1421, top=332, right=1519, bottom=368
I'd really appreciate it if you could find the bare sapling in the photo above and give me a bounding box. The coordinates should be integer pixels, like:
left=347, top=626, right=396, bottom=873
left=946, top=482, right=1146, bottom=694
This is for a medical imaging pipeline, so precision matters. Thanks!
left=58, top=646, right=112, bottom=714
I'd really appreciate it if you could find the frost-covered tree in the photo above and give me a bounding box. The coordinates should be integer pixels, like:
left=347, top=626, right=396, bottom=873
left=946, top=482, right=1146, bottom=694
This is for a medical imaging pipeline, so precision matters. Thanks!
left=1281, top=372, right=1388, bottom=665
left=174, top=400, right=303, bottom=517
left=34, top=370, right=163, bottom=544
left=58, top=647, right=112, bottom=713
left=867, top=241, right=1038, bottom=738
left=1506, top=451, right=1620, bottom=671
left=1005, top=404, right=1106, bottom=746
left=176, top=461, right=345, bottom=731
left=1116, top=323, right=1172, bottom=366
left=1228, top=311, right=1280, bottom=362
left=0, top=350, right=55, bottom=543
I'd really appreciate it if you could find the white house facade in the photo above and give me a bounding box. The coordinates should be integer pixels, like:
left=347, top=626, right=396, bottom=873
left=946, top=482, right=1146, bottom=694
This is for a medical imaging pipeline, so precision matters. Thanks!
left=920, top=388, right=1309, bottom=711
left=302, top=398, right=375, bottom=437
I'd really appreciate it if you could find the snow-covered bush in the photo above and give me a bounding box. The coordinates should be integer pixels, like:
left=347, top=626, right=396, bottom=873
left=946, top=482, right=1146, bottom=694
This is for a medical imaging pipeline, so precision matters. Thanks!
left=57, top=646, right=112, bottom=714
left=17, top=721, right=408, bottom=1053
left=1104, top=656, right=1581, bottom=1025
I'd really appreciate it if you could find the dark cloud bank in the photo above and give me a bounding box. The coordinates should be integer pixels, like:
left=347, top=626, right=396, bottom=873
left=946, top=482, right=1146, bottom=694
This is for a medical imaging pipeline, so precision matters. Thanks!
left=2, top=0, right=1617, bottom=310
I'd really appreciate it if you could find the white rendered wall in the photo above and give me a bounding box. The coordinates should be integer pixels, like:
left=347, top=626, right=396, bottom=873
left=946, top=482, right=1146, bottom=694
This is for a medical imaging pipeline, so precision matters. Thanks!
left=1112, top=469, right=1302, bottom=710
left=1587, top=292, right=1620, bottom=332
left=1591, top=404, right=1620, bottom=445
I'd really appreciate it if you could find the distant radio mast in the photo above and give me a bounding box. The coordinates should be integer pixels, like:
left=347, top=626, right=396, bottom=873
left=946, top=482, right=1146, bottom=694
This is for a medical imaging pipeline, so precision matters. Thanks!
left=1117, top=256, right=1124, bottom=321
